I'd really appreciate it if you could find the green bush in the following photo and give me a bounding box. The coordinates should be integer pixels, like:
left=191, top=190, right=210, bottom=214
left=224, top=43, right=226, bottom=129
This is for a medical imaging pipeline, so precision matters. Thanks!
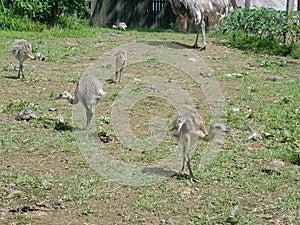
left=55, top=16, right=89, bottom=30
left=216, top=8, right=300, bottom=58
left=219, top=8, right=300, bottom=43
left=1, top=0, right=90, bottom=25
left=0, top=10, right=46, bottom=31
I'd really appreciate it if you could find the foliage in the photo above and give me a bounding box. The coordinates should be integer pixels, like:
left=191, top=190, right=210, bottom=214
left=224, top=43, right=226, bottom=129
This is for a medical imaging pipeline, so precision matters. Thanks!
left=0, top=0, right=90, bottom=25
left=219, top=8, right=300, bottom=44
left=216, top=8, right=300, bottom=58
left=0, top=10, right=45, bottom=31
left=54, top=17, right=89, bottom=30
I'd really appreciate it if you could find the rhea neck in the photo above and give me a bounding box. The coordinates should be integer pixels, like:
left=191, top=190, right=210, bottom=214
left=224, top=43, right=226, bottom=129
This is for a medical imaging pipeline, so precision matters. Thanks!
left=67, top=95, right=76, bottom=104
left=201, top=124, right=230, bottom=142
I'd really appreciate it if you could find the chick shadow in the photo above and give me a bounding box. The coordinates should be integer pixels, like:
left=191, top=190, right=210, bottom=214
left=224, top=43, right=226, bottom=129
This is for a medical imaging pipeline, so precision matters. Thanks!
left=54, top=122, right=80, bottom=132
left=3, top=75, right=20, bottom=79
left=175, top=173, right=192, bottom=181
left=144, top=40, right=195, bottom=50
left=171, top=41, right=198, bottom=49
left=105, top=78, right=116, bottom=84
left=142, top=167, right=177, bottom=178
left=142, top=167, right=194, bottom=182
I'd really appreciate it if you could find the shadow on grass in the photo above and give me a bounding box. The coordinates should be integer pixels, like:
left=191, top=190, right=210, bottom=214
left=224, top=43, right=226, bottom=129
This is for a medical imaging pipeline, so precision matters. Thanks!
left=3, top=75, right=20, bottom=79
left=174, top=173, right=198, bottom=182
left=105, top=78, right=116, bottom=84
left=142, top=167, right=176, bottom=178
left=290, top=154, right=300, bottom=166
left=54, top=122, right=74, bottom=131
left=144, top=40, right=194, bottom=50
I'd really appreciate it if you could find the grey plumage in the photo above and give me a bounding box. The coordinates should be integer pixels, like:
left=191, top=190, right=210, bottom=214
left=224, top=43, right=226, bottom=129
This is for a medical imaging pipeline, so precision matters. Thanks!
left=15, top=108, right=36, bottom=121
left=172, top=106, right=230, bottom=181
left=112, top=22, right=127, bottom=31
left=168, top=0, right=230, bottom=50
left=56, top=75, right=106, bottom=129
left=115, top=49, right=127, bottom=83
left=172, top=106, right=208, bottom=181
left=12, top=39, right=44, bottom=78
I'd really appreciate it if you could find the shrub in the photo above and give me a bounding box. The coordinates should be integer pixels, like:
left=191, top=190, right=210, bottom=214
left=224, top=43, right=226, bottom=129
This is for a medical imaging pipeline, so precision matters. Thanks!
left=216, top=8, right=300, bottom=58
left=55, top=16, right=89, bottom=30
left=0, top=10, right=46, bottom=31
left=1, top=0, right=90, bottom=25
left=219, top=8, right=300, bottom=44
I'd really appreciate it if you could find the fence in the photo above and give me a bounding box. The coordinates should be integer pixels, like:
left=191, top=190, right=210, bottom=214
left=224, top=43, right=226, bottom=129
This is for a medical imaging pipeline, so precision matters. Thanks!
left=90, top=0, right=174, bottom=29
left=147, top=0, right=172, bottom=28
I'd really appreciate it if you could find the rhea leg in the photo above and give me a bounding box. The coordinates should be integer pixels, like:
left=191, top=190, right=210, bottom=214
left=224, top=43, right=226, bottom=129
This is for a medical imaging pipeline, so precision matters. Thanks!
left=181, top=134, right=198, bottom=182
left=181, top=134, right=191, bottom=174
left=200, top=19, right=206, bottom=51
left=18, top=63, right=24, bottom=78
left=180, top=135, right=189, bottom=174
left=186, top=153, right=197, bottom=182
left=86, top=107, right=93, bottom=129
left=82, top=101, right=93, bottom=129
left=115, top=71, right=119, bottom=83
left=193, top=25, right=200, bottom=48
left=181, top=151, right=187, bottom=174
left=118, top=68, right=123, bottom=83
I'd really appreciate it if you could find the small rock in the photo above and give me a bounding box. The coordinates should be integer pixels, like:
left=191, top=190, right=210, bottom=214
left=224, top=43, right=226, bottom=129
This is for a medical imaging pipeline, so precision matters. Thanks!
left=270, top=159, right=284, bottom=167
left=15, top=109, right=36, bottom=121
left=248, top=132, right=259, bottom=140
left=266, top=77, right=279, bottom=82
left=226, top=73, right=243, bottom=77
left=247, top=62, right=260, bottom=68
left=232, top=107, right=240, bottom=112
left=180, top=187, right=194, bottom=201
left=200, top=72, right=212, bottom=77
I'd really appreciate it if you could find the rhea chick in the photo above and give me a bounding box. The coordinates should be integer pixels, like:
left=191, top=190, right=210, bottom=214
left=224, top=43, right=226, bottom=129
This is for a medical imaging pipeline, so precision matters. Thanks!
left=171, top=106, right=230, bottom=182
left=112, top=22, right=127, bottom=31
left=115, top=49, right=127, bottom=83
left=12, top=39, right=44, bottom=78
left=56, top=75, right=106, bottom=129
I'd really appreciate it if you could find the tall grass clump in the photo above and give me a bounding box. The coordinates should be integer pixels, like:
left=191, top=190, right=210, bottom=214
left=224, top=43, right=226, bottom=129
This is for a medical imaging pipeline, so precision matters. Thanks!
left=0, top=10, right=46, bottom=32
left=0, top=0, right=90, bottom=32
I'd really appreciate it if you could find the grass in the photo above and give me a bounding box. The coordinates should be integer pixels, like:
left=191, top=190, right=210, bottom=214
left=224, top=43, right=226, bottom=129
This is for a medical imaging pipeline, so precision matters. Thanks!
left=214, top=31, right=300, bottom=59
left=0, top=27, right=299, bottom=224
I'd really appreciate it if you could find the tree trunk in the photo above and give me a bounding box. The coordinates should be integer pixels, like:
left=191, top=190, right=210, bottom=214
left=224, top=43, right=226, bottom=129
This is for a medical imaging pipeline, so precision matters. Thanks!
left=298, top=0, right=300, bottom=11
left=90, top=0, right=104, bottom=26
left=245, top=0, right=251, bottom=9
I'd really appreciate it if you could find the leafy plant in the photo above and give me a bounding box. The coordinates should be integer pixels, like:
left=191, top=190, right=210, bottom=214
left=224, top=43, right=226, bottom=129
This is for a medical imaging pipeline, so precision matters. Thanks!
left=0, top=10, right=45, bottom=31
left=219, top=8, right=300, bottom=44
left=1, top=0, right=90, bottom=26
left=216, top=8, right=300, bottom=57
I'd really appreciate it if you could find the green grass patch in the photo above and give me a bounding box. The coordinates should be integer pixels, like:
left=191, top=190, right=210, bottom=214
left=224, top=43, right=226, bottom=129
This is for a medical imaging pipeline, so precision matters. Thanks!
left=0, top=27, right=299, bottom=225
